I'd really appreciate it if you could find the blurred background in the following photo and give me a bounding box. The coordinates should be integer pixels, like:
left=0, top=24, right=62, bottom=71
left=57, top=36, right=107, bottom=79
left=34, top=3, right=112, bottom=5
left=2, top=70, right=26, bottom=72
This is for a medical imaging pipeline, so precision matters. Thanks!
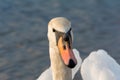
left=0, top=0, right=120, bottom=80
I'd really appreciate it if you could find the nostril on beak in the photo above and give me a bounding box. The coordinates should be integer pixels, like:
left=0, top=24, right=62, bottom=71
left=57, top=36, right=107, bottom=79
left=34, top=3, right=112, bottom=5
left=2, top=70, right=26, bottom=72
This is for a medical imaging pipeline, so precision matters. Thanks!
left=67, top=59, right=76, bottom=68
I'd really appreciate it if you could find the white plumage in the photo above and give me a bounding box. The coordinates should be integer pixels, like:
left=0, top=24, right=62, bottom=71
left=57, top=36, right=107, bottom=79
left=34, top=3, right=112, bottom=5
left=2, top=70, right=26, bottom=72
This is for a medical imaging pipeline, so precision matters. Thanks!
left=37, top=49, right=82, bottom=80
left=37, top=17, right=120, bottom=80
left=81, top=49, right=120, bottom=80
left=37, top=17, right=82, bottom=80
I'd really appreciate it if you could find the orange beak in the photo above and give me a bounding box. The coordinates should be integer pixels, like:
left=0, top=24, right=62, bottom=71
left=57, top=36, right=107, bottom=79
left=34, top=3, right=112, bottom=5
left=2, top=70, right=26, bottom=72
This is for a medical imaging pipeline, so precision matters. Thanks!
left=58, top=37, right=77, bottom=68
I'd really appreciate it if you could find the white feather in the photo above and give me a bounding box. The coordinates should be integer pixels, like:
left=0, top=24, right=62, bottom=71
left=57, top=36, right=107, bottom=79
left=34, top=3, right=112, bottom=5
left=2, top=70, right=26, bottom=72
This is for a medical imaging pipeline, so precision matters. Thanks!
left=37, top=49, right=82, bottom=80
left=81, top=49, right=120, bottom=80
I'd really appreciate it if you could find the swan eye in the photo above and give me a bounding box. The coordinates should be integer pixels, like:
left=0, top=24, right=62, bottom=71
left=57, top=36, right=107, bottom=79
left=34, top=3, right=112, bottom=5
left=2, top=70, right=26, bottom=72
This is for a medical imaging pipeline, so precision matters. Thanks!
left=53, top=28, right=56, bottom=32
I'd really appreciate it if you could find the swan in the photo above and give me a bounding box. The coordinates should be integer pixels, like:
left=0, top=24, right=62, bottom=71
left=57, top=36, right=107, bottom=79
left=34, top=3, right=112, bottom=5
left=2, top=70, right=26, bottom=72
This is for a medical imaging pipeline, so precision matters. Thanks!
left=37, top=49, right=82, bottom=80
left=37, top=17, right=82, bottom=80
left=81, top=49, right=120, bottom=80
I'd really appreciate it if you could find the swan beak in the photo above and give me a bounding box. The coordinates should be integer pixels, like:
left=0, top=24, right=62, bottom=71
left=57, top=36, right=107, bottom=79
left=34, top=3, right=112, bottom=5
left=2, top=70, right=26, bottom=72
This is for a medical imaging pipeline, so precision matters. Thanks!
left=58, top=37, right=77, bottom=68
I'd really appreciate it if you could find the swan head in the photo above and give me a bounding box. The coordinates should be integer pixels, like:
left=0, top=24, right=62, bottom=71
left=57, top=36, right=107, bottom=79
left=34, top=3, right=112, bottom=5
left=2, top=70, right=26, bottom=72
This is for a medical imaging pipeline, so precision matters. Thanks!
left=48, top=17, right=77, bottom=68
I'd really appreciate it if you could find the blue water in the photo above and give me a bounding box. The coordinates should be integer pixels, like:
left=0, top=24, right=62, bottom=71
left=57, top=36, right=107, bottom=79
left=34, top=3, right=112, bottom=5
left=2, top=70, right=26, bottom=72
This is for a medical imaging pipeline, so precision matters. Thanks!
left=0, top=0, right=120, bottom=80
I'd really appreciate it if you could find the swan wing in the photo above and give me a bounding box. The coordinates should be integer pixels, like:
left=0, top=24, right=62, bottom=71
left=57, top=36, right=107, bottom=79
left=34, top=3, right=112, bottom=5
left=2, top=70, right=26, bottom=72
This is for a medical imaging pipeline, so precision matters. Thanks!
left=37, top=68, right=52, bottom=80
left=72, top=49, right=82, bottom=79
left=81, top=49, right=120, bottom=80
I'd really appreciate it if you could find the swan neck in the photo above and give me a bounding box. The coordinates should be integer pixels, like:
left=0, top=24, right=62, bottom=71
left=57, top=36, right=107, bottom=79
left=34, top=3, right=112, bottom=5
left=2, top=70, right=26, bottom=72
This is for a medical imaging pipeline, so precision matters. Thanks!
left=49, top=46, right=72, bottom=80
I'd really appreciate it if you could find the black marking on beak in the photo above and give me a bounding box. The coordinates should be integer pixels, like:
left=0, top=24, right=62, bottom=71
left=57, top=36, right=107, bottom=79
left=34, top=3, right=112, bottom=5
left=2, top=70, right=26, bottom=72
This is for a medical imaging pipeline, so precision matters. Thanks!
left=63, top=33, right=69, bottom=42
left=53, top=28, right=72, bottom=46
left=67, top=59, right=76, bottom=68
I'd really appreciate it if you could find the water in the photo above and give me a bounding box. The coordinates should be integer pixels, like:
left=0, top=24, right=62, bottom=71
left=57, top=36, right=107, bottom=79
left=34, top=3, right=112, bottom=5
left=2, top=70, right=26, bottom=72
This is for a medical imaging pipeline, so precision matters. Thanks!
left=0, top=0, right=120, bottom=80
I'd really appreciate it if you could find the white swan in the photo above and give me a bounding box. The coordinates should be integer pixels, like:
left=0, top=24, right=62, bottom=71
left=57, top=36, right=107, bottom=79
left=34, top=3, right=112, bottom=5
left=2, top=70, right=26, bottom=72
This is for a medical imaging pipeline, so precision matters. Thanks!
left=81, top=49, right=120, bottom=80
left=37, top=17, right=82, bottom=80
left=37, top=49, right=82, bottom=80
